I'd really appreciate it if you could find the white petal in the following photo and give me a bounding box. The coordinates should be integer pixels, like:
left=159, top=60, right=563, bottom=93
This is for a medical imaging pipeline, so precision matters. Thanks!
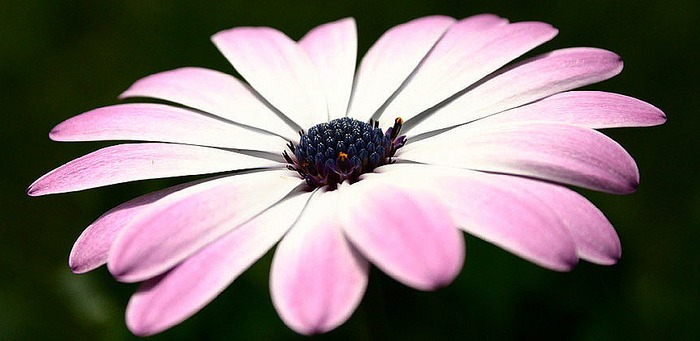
left=373, top=164, right=578, bottom=271
left=339, top=177, right=465, bottom=290
left=125, top=191, right=311, bottom=336
left=517, top=180, right=621, bottom=265
left=50, top=103, right=286, bottom=151
left=108, top=170, right=301, bottom=282
left=347, top=16, right=456, bottom=122
left=379, top=17, right=557, bottom=129
left=28, top=143, right=281, bottom=196
left=120, top=67, right=298, bottom=140
left=212, top=26, right=327, bottom=129
left=270, top=189, right=369, bottom=335
left=69, top=181, right=198, bottom=274
left=299, top=18, right=357, bottom=119
left=399, top=122, right=638, bottom=194
left=407, top=48, right=624, bottom=135
left=476, top=91, right=667, bottom=129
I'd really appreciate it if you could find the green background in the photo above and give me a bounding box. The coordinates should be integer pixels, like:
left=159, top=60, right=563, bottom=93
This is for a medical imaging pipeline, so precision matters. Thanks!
left=2, top=0, right=697, bottom=339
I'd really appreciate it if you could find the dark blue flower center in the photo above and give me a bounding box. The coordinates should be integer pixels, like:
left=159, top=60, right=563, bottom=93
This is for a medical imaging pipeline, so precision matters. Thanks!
left=284, top=117, right=406, bottom=190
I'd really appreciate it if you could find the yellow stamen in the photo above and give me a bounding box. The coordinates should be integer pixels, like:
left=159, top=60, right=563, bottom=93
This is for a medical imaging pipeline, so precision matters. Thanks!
left=390, top=116, right=404, bottom=140
left=338, top=151, right=348, bottom=161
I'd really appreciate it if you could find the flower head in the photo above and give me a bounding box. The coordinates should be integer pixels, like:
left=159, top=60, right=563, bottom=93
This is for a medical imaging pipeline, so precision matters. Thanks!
left=29, top=15, right=665, bottom=336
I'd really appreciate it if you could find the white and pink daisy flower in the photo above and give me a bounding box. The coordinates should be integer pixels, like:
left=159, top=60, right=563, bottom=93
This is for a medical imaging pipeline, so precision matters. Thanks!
left=29, top=14, right=665, bottom=336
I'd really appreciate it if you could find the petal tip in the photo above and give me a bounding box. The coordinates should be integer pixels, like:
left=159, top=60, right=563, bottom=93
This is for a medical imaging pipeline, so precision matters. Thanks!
left=628, top=178, right=640, bottom=193
left=619, top=172, right=640, bottom=194
left=653, top=108, right=668, bottom=125
left=68, top=254, right=89, bottom=274
left=335, top=17, right=356, bottom=26
left=614, top=53, right=624, bottom=70
left=415, top=239, right=465, bottom=292
left=68, top=253, right=102, bottom=274
left=26, top=181, right=43, bottom=197
left=126, top=316, right=160, bottom=338
left=69, top=264, right=87, bottom=274
left=288, top=322, right=333, bottom=336
left=118, top=81, right=146, bottom=100
left=48, top=128, right=61, bottom=141
left=416, top=273, right=460, bottom=292
left=551, top=257, right=579, bottom=272
left=26, top=186, right=37, bottom=197
left=124, top=279, right=186, bottom=338
left=116, top=91, right=131, bottom=100
left=596, top=241, right=623, bottom=266
left=594, top=254, right=620, bottom=266
left=608, top=254, right=622, bottom=265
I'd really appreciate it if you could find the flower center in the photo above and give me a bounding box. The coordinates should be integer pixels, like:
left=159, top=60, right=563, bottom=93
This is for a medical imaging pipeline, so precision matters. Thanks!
left=284, top=117, right=406, bottom=190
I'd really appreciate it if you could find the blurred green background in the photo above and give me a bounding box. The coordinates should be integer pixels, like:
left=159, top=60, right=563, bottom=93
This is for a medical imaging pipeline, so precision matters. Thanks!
left=2, top=0, right=697, bottom=339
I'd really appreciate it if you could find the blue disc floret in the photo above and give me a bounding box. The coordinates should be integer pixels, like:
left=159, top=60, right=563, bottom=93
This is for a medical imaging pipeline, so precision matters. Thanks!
left=284, top=117, right=406, bottom=190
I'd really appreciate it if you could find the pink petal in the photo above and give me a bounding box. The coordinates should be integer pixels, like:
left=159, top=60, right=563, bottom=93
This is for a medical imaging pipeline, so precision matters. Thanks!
left=126, top=191, right=312, bottom=336
left=270, top=189, right=369, bottom=335
left=69, top=181, right=198, bottom=274
left=517, top=179, right=621, bottom=265
left=27, top=143, right=280, bottom=196
left=299, top=18, right=357, bottom=119
left=108, top=170, right=301, bottom=283
left=374, top=164, right=578, bottom=271
left=380, top=17, right=558, bottom=127
left=478, top=91, right=667, bottom=129
left=212, top=26, right=326, bottom=129
left=347, top=15, right=456, bottom=122
left=119, top=67, right=297, bottom=140
left=338, top=176, right=465, bottom=291
left=399, top=122, right=639, bottom=194
left=408, top=48, right=624, bottom=135
left=50, top=103, right=285, bottom=151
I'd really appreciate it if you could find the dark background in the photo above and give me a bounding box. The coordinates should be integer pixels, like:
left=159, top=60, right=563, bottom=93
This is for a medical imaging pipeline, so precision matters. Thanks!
left=2, top=0, right=697, bottom=339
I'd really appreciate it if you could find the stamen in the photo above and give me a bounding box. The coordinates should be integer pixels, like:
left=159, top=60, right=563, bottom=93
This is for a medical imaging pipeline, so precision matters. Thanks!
left=390, top=117, right=403, bottom=140
left=284, top=117, right=406, bottom=190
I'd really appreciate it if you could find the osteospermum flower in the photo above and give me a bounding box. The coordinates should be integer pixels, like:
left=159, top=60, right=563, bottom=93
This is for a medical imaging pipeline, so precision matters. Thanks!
left=29, top=14, right=665, bottom=335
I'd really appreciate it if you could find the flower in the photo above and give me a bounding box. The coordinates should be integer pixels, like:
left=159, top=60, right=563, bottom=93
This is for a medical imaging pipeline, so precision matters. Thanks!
left=29, top=14, right=665, bottom=336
